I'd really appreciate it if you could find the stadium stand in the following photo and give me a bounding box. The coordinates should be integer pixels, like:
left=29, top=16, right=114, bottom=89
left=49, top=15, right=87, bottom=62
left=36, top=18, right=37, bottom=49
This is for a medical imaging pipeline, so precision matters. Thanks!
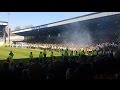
left=0, top=21, right=8, bottom=46
left=10, top=12, right=120, bottom=51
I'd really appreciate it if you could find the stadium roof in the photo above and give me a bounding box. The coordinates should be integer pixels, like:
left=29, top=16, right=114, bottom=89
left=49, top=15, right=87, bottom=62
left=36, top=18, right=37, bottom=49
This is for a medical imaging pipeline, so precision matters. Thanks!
left=12, top=12, right=120, bottom=34
left=0, top=21, right=8, bottom=26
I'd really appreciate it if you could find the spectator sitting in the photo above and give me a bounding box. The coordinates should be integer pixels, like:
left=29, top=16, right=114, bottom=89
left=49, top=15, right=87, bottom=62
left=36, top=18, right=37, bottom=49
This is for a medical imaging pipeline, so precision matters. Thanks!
left=46, top=73, right=55, bottom=80
left=6, top=58, right=10, bottom=64
left=52, top=56, right=56, bottom=63
left=66, top=68, right=73, bottom=80
left=0, top=62, right=16, bottom=80
left=22, top=69, right=30, bottom=80
left=29, top=60, right=43, bottom=80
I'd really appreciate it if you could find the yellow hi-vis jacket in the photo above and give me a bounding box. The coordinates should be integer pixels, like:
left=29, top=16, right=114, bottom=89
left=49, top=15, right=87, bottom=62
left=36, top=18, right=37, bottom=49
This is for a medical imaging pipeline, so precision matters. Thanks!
left=50, top=52, right=54, bottom=57
left=39, top=53, right=43, bottom=59
left=8, top=55, right=13, bottom=62
left=29, top=54, right=33, bottom=59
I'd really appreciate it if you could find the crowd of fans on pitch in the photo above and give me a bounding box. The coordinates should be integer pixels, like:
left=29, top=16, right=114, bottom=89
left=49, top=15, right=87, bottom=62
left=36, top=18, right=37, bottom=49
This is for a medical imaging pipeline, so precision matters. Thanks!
left=1, top=43, right=120, bottom=80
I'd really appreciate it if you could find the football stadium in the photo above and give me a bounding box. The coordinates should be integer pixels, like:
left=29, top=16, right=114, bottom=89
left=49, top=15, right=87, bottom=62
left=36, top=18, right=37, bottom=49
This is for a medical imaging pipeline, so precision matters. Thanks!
left=0, top=12, right=120, bottom=80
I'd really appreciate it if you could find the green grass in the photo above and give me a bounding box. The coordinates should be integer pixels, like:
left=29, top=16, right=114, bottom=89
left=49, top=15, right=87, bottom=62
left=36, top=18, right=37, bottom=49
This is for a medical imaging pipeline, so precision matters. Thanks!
left=0, top=46, right=61, bottom=61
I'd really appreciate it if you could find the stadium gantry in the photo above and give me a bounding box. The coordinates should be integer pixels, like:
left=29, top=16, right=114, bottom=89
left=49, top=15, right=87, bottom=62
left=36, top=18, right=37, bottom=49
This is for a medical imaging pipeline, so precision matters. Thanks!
left=12, top=12, right=120, bottom=44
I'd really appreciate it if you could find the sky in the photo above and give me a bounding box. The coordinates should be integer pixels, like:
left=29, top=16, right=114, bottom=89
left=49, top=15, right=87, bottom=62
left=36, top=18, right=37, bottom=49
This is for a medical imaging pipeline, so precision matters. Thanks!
left=0, top=12, right=94, bottom=31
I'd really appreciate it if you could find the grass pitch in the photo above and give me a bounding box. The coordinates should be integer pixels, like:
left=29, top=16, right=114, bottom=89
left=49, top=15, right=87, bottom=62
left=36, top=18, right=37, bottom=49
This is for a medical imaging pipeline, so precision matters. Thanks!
left=0, top=46, right=61, bottom=61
